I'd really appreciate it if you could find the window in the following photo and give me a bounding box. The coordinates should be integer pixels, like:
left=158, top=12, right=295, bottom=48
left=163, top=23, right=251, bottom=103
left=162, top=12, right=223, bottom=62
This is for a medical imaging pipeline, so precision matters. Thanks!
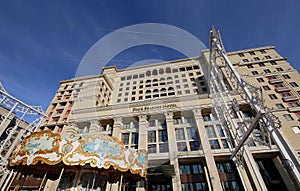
left=252, top=71, right=258, bottom=75
left=283, top=114, right=294, bottom=121
left=121, top=133, right=130, bottom=145
left=203, top=115, right=211, bottom=121
left=174, top=117, right=182, bottom=124
left=276, top=103, right=285, bottom=109
left=238, top=53, right=245, bottom=57
left=270, top=61, right=277, bottom=65
left=247, top=64, right=254, bottom=68
left=242, top=59, right=249, bottom=62
left=249, top=51, right=255, bottom=55
left=265, top=55, right=271, bottom=59
left=283, top=74, right=291, bottom=79
left=148, top=144, right=156, bottom=153
left=177, top=142, right=187, bottom=151
left=269, top=94, right=278, bottom=100
left=148, top=131, right=156, bottom=143
left=149, top=119, right=156, bottom=127
left=257, top=78, right=264, bottom=83
left=258, top=62, right=265, bottom=67
left=176, top=128, right=185, bottom=140
left=260, top=49, right=267, bottom=54
left=276, top=67, right=284, bottom=72
left=281, top=92, right=292, bottom=97
left=254, top=57, right=260, bottom=61
left=262, top=86, right=271, bottom=91
left=292, top=126, right=300, bottom=134
left=290, top=82, right=299, bottom=87
left=159, top=130, right=168, bottom=142
left=264, top=69, right=271, bottom=73
left=209, top=140, right=220, bottom=149
left=205, top=125, right=216, bottom=138
left=288, top=102, right=300, bottom=108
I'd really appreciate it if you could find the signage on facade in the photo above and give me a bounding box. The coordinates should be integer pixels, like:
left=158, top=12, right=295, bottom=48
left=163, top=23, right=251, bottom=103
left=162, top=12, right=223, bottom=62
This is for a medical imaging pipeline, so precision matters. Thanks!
left=132, top=104, right=177, bottom=112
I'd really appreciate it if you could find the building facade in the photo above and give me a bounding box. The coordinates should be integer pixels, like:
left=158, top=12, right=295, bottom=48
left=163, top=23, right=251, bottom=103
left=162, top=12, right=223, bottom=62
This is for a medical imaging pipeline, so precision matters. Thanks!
left=6, top=46, right=300, bottom=191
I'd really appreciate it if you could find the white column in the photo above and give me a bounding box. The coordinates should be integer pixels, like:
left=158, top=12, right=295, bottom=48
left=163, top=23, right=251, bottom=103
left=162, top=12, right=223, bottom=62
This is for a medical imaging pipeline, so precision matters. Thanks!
left=193, top=109, right=223, bottom=191
left=136, top=115, right=147, bottom=191
left=165, top=111, right=182, bottom=191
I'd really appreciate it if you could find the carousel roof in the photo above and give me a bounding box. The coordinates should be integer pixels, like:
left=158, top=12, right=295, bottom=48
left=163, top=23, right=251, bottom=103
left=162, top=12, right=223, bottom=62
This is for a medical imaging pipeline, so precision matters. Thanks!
left=9, top=131, right=147, bottom=178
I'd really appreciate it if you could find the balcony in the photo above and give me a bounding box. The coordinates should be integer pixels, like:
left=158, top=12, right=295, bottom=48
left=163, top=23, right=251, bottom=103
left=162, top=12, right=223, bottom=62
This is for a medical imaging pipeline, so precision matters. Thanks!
left=269, top=78, right=283, bottom=84
left=288, top=107, right=300, bottom=112
left=275, top=86, right=290, bottom=93
left=282, top=96, right=299, bottom=102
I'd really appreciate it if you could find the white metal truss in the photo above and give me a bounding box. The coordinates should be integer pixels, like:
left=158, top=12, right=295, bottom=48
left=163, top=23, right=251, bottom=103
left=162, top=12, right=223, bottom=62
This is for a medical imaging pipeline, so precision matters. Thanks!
left=209, top=27, right=300, bottom=186
left=0, top=82, right=45, bottom=178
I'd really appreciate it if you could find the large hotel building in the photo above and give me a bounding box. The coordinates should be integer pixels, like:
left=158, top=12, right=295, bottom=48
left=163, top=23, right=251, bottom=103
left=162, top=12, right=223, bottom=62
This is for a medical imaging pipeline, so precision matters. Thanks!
left=2, top=45, right=300, bottom=190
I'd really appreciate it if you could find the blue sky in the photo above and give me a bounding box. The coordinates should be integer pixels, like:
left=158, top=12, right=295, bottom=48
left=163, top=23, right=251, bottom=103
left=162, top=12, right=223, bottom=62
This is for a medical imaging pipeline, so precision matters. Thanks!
left=0, top=0, right=299, bottom=110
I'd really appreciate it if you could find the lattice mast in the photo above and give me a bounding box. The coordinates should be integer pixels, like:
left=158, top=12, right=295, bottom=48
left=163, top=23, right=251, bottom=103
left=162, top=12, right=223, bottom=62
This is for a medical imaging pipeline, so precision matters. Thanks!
left=0, top=82, right=45, bottom=178
left=209, top=27, right=300, bottom=185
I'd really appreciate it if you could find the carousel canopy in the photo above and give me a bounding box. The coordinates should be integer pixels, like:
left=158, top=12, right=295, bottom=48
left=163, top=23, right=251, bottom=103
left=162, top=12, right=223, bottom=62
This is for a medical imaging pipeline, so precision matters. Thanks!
left=9, top=131, right=147, bottom=178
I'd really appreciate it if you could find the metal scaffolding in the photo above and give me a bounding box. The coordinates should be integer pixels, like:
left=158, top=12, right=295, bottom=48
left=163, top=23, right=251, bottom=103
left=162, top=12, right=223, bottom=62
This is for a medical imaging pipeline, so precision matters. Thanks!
left=209, top=27, right=300, bottom=189
left=0, top=82, right=45, bottom=189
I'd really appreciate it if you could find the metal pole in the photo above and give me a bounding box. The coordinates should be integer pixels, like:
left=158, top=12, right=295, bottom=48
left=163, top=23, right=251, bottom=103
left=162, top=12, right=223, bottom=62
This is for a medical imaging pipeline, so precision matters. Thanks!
left=118, top=174, right=123, bottom=191
left=38, top=170, right=48, bottom=191
left=1, top=169, right=14, bottom=191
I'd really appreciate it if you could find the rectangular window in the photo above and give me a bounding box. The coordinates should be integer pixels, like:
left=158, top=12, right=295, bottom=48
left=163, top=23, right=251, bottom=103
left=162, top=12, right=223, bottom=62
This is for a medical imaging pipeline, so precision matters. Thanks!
left=216, top=125, right=225, bottom=137
left=203, top=115, right=211, bottom=121
left=159, top=143, right=169, bottom=153
left=148, top=131, right=156, bottom=143
left=258, top=62, right=265, bottom=67
left=281, top=92, right=292, bottom=97
left=174, top=117, right=182, bottom=124
left=249, top=51, right=255, bottom=55
left=276, top=103, right=285, bottom=109
left=205, top=125, right=217, bottom=138
left=149, top=119, right=156, bottom=127
left=247, top=65, right=254, bottom=68
left=292, top=126, right=300, bottom=134
left=189, top=141, right=200, bottom=151
left=159, top=130, right=168, bottom=142
left=288, top=102, right=300, bottom=108
left=238, top=53, right=245, bottom=57
left=131, top=133, right=139, bottom=145
left=176, top=128, right=185, bottom=140
left=260, top=49, right=267, bottom=54
left=177, top=142, right=187, bottom=151
left=264, top=69, right=271, bottom=73
left=276, top=67, right=284, bottom=72
left=265, top=55, right=271, bottom=59
left=290, top=82, right=299, bottom=87
left=148, top=144, right=156, bottom=153
left=252, top=71, right=258, bottom=75
left=209, top=140, right=220, bottom=149
left=270, top=61, right=277, bottom=65
left=269, top=94, right=278, bottom=100
left=262, top=85, right=271, bottom=91
left=121, top=133, right=130, bottom=145
left=254, top=57, right=260, bottom=61
left=283, top=74, right=291, bottom=79
left=187, top=127, right=199, bottom=140
left=242, top=59, right=249, bottom=62
left=257, top=78, right=264, bottom=83
left=283, top=114, right=294, bottom=121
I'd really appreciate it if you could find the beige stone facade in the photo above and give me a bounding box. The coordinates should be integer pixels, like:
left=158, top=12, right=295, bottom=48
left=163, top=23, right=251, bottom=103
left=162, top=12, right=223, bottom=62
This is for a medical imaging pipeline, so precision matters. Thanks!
left=7, top=46, right=300, bottom=190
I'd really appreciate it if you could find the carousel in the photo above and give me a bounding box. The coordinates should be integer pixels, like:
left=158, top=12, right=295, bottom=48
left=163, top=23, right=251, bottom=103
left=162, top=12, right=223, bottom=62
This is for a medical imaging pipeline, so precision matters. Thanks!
left=8, top=130, right=148, bottom=190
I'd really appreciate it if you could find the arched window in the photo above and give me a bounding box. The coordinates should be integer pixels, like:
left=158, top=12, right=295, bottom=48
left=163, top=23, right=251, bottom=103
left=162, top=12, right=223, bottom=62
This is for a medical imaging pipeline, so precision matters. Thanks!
left=168, top=87, right=175, bottom=96
left=152, top=69, right=158, bottom=75
left=166, top=67, right=171, bottom=73
left=160, top=78, right=166, bottom=85
left=153, top=89, right=159, bottom=98
left=153, top=79, right=158, bottom=87
left=146, top=80, right=151, bottom=87
left=146, top=70, right=151, bottom=76
left=161, top=88, right=167, bottom=97
left=159, top=68, right=164, bottom=74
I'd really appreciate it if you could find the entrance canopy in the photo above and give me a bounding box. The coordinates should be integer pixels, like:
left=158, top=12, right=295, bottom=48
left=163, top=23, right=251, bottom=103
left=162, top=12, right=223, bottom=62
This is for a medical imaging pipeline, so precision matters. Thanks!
left=9, top=131, right=147, bottom=178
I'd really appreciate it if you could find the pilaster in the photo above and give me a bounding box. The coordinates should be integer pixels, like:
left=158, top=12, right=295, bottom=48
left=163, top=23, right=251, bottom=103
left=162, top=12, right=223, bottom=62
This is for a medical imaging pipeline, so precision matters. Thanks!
left=192, top=109, right=223, bottom=191
left=165, top=111, right=182, bottom=191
